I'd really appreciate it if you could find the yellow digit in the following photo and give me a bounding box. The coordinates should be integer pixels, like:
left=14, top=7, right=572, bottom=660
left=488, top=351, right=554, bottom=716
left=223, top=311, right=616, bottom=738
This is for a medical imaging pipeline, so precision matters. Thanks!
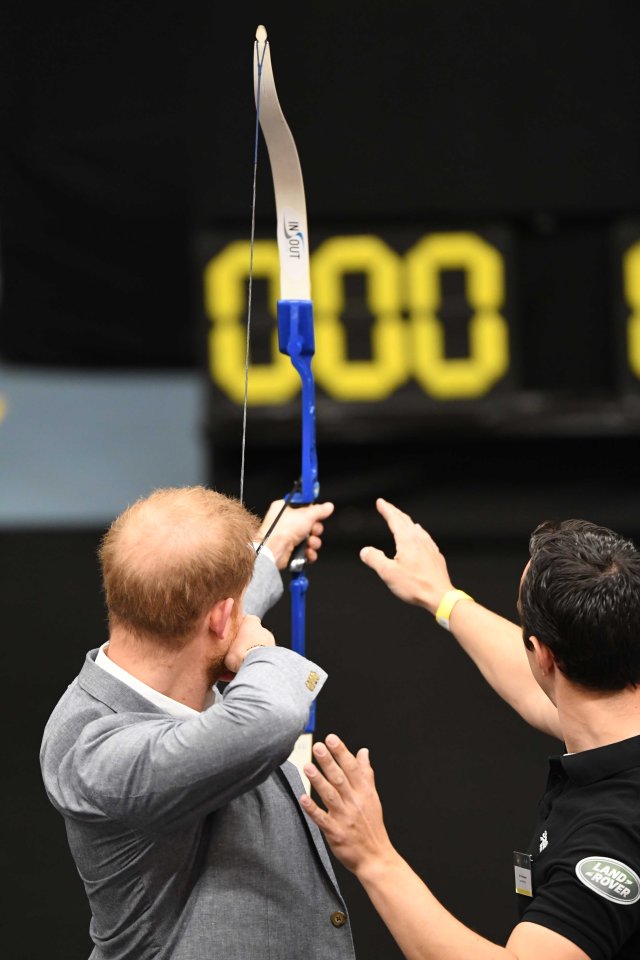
left=624, top=241, right=640, bottom=379
left=312, top=236, right=408, bottom=401
left=406, top=233, right=509, bottom=399
left=204, top=240, right=300, bottom=405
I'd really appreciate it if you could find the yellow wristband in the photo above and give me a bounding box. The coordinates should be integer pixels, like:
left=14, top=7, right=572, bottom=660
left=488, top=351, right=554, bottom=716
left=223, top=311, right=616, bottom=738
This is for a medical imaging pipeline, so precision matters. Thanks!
left=435, top=589, right=474, bottom=630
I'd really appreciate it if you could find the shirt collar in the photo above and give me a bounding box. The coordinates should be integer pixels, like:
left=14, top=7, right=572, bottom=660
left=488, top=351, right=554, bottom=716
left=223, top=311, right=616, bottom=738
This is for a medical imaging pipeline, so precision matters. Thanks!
left=557, top=734, right=640, bottom=786
left=95, top=643, right=216, bottom=718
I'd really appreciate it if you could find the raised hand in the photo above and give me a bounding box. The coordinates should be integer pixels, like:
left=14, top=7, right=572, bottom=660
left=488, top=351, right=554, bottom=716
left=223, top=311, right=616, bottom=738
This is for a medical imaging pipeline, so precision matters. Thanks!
left=258, top=500, right=335, bottom=570
left=360, top=499, right=454, bottom=613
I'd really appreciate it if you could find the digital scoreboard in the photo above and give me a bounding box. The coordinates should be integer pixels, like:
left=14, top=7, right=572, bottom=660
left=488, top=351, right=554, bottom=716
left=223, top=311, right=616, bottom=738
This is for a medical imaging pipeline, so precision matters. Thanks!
left=200, top=223, right=640, bottom=456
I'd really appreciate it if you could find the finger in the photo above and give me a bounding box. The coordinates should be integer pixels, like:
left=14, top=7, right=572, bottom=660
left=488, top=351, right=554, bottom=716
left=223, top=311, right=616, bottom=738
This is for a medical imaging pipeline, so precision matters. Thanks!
left=375, top=498, right=417, bottom=538
left=306, top=534, right=322, bottom=551
left=311, top=501, right=334, bottom=521
left=299, top=790, right=334, bottom=830
left=312, top=741, right=349, bottom=790
left=413, top=522, right=439, bottom=550
left=304, top=758, right=346, bottom=809
left=309, top=521, right=324, bottom=537
left=356, top=746, right=374, bottom=780
left=359, top=545, right=396, bottom=578
left=324, top=734, right=364, bottom=786
left=305, top=547, right=318, bottom=564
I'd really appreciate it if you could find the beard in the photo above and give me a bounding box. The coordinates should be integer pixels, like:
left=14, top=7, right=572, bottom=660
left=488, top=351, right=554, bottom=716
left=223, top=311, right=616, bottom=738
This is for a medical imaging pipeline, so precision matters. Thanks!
left=205, top=651, right=230, bottom=686
left=206, top=603, right=243, bottom=686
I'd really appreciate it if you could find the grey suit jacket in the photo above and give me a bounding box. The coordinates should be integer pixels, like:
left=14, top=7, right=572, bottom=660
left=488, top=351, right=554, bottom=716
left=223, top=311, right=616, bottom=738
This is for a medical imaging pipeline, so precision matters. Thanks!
left=41, top=554, right=355, bottom=960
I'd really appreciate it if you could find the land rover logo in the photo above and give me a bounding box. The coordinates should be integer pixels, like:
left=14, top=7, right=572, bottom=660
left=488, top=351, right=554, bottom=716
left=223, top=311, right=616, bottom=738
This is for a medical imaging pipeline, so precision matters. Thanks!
left=575, top=857, right=640, bottom=905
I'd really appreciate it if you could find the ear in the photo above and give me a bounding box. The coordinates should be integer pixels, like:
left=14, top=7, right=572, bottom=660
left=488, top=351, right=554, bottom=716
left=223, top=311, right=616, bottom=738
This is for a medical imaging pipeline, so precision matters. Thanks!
left=207, top=597, right=235, bottom=640
left=528, top=635, right=555, bottom=676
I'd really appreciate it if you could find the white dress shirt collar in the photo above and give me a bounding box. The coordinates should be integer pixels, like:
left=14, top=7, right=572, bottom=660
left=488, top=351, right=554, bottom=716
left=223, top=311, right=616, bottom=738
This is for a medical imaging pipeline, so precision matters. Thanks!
left=95, top=643, right=216, bottom=718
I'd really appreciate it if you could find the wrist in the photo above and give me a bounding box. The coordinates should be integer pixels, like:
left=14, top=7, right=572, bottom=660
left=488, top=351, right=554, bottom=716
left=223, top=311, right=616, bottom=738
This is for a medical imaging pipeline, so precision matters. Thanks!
left=434, top=589, right=474, bottom=630
left=242, top=643, right=269, bottom=661
left=262, top=534, right=295, bottom=571
left=355, top=845, right=404, bottom=887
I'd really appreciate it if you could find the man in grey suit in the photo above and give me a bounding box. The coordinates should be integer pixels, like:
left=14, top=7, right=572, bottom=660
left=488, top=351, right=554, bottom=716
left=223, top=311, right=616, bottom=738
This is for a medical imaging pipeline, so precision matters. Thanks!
left=41, top=486, right=355, bottom=960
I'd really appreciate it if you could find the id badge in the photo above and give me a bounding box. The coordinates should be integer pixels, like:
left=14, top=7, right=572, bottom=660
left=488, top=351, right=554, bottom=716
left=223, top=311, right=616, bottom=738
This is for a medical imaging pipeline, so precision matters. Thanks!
left=513, top=851, right=533, bottom=897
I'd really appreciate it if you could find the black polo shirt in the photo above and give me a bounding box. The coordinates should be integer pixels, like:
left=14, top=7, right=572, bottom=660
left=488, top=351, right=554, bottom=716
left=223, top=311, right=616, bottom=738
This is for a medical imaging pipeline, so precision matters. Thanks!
left=517, top=735, right=640, bottom=960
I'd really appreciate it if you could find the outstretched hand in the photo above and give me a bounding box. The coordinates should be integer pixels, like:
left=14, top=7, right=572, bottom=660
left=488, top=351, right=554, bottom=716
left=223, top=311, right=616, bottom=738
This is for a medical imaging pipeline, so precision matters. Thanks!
left=360, top=499, right=453, bottom=613
left=258, top=500, right=335, bottom=570
left=300, top=734, right=395, bottom=878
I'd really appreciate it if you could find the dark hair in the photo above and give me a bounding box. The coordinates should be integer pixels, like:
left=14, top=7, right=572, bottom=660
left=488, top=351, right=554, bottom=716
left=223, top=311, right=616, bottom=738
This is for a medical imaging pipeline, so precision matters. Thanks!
left=520, top=519, right=640, bottom=691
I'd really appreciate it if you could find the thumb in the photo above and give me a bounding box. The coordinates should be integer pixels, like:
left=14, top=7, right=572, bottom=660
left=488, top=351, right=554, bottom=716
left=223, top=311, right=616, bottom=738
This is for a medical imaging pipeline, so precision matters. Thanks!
left=360, top=546, right=393, bottom=577
left=312, top=501, right=335, bottom=520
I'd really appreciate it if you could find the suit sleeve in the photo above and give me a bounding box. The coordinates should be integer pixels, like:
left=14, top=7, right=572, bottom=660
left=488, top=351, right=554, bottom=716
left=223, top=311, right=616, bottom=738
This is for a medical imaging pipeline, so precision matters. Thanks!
left=54, top=647, right=325, bottom=832
left=244, top=550, right=284, bottom=618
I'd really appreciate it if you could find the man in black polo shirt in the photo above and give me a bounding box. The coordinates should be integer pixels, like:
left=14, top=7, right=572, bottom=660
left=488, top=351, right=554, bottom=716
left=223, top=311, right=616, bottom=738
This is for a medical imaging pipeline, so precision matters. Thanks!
left=298, top=499, right=640, bottom=960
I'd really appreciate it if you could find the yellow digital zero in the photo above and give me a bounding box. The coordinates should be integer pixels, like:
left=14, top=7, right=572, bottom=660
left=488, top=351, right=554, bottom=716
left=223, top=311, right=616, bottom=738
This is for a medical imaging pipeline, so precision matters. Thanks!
left=205, top=232, right=510, bottom=404
left=205, top=239, right=301, bottom=405
left=406, top=232, right=510, bottom=399
left=624, top=240, right=640, bottom=379
left=311, top=235, right=407, bottom=401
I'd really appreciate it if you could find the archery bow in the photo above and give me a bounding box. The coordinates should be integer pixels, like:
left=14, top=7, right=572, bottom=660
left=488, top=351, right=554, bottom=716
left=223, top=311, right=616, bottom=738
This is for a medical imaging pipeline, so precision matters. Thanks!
left=252, top=25, right=319, bottom=768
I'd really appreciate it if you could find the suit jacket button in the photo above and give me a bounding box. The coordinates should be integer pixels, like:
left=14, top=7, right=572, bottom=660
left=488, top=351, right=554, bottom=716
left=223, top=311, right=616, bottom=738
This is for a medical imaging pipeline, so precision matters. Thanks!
left=330, top=910, right=347, bottom=927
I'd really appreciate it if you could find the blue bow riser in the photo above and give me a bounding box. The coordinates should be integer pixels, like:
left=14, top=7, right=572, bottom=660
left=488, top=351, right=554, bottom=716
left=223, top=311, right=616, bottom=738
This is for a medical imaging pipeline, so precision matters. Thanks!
left=277, top=300, right=319, bottom=506
left=277, top=298, right=319, bottom=734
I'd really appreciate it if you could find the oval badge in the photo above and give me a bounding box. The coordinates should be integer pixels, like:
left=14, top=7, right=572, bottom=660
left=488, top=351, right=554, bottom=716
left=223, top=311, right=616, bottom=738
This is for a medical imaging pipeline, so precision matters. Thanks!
left=575, top=857, right=640, bottom=905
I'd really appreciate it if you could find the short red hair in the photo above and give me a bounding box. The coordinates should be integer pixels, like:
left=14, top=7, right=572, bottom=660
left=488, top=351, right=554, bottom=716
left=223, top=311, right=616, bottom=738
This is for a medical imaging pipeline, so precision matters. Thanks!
left=99, top=487, right=258, bottom=645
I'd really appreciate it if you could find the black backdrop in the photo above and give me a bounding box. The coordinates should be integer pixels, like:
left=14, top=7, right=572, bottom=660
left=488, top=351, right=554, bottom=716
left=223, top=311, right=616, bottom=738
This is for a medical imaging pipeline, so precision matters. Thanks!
left=3, top=0, right=640, bottom=375
left=3, top=3, right=640, bottom=958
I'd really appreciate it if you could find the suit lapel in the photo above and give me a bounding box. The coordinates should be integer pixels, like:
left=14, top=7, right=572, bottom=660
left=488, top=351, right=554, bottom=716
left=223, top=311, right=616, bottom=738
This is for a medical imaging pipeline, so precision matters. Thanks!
left=278, top=761, right=343, bottom=899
